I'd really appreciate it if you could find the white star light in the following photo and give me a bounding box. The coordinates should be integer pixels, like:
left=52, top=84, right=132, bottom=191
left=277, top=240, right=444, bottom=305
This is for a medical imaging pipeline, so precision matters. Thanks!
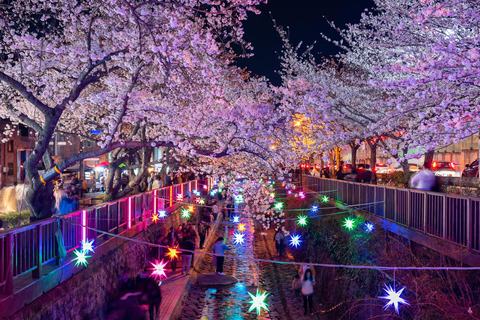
left=365, top=222, right=374, bottom=233
left=232, top=215, right=240, bottom=223
left=289, top=234, right=302, bottom=248
left=81, top=239, right=95, bottom=254
left=379, top=285, right=409, bottom=314
left=233, top=232, right=245, bottom=245
left=158, top=210, right=167, bottom=218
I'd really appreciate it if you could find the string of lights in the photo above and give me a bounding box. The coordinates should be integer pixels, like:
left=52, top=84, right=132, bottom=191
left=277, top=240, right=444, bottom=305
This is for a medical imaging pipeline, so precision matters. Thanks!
left=61, top=218, right=480, bottom=271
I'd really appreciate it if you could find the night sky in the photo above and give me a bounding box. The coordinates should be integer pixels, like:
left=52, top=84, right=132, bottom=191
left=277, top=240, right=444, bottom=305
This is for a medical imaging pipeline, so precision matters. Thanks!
left=236, top=0, right=375, bottom=85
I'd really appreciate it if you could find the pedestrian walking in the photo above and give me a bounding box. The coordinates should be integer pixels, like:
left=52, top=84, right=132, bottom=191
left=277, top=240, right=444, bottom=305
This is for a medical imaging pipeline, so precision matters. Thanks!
left=212, top=237, right=231, bottom=275
left=292, top=274, right=302, bottom=296
left=301, top=269, right=315, bottom=316
left=180, top=236, right=195, bottom=275
left=136, top=269, right=162, bottom=320
left=198, top=222, right=206, bottom=249
left=212, top=202, right=219, bottom=220
left=274, top=230, right=285, bottom=257
left=410, top=162, right=436, bottom=191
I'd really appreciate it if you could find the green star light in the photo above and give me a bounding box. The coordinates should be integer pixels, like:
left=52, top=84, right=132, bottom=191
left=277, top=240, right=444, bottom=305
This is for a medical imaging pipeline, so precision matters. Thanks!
left=248, top=289, right=270, bottom=315
left=297, top=215, right=308, bottom=226
left=181, top=209, right=191, bottom=219
left=73, top=249, right=91, bottom=267
left=274, top=202, right=284, bottom=210
left=343, top=217, right=355, bottom=230
left=322, top=195, right=329, bottom=203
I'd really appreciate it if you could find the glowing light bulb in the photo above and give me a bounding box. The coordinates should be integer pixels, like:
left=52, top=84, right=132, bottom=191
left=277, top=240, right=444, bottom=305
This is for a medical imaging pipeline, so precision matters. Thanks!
left=298, top=191, right=305, bottom=199
left=365, top=222, right=374, bottom=233
left=73, top=249, right=91, bottom=267
left=167, top=247, right=179, bottom=260
left=289, top=234, right=302, bottom=247
left=233, top=232, right=245, bottom=245
left=297, top=215, right=308, bottom=226
left=149, top=259, right=168, bottom=280
left=343, top=217, right=355, bottom=230
left=80, top=239, right=95, bottom=254
left=181, top=209, right=191, bottom=219
left=379, top=285, right=409, bottom=314
left=158, top=210, right=167, bottom=218
left=248, top=289, right=270, bottom=315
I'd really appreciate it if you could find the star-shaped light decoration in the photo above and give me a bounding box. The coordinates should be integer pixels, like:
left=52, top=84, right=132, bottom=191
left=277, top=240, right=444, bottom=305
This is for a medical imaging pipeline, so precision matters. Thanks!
left=379, top=285, right=409, bottom=314
left=298, top=191, right=305, bottom=199
left=287, top=190, right=292, bottom=195
left=151, top=213, right=160, bottom=223
left=233, top=232, right=245, bottom=245
left=289, top=234, right=302, bottom=248
left=187, top=205, right=195, bottom=212
left=167, top=247, right=179, bottom=260
left=158, top=210, right=167, bottom=218
left=234, top=194, right=244, bottom=204
left=80, top=238, right=95, bottom=254
left=149, top=259, right=168, bottom=280
left=176, top=193, right=183, bottom=202
left=237, top=223, right=246, bottom=232
left=322, top=195, right=329, bottom=203
left=274, top=202, right=284, bottom=211
left=311, top=205, right=319, bottom=213
left=270, top=192, right=275, bottom=198
left=193, top=190, right=201, bottom=197
left=248, top=289, right=270, bottom=316
left=203, top=185, right=208, bottom=190
left=343, top=217, right=355, bottom=230
left=73, top=249, right=91, bottom=267
left=198, top=198, right=205, bottom=205
left=232, top=215, right=240, bottom=223
left=181, top=209, right=191, bottom=219
left=365, top=222, right=375, bottom=233
left=297, top=215, right=308, bottom=227
left=210, top=190, right=217, bottom=197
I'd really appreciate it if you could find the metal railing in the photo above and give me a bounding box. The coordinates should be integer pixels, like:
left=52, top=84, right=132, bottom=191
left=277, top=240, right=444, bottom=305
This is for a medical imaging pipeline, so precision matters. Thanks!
left=0, top=179, right=210, bottom=297
left=303, top=175, right=480, bottom=253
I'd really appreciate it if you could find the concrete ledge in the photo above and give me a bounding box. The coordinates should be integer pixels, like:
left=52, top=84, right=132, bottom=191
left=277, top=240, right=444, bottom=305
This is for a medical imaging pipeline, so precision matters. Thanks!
left=197, top=273, right=238, bottom=286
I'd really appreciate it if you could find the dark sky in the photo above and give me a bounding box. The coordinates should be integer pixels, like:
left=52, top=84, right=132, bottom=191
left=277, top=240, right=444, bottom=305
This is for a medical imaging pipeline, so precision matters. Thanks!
left=236, top=0, right=375, bottom=85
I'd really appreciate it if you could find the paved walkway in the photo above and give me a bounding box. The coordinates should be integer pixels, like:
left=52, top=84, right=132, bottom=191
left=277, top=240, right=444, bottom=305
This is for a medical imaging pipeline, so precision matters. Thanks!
left=179, top=220, right=322, bottom=319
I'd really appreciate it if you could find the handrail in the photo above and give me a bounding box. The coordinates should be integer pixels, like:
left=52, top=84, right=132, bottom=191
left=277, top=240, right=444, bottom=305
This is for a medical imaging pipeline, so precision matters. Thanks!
left=0, top=179, right=210, bottom=299
left=302, top=175, right=480, bottom=254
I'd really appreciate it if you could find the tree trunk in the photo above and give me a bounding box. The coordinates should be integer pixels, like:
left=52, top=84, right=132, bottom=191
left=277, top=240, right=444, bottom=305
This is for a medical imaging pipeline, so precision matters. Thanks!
left=424, top=150, right=435, bottom=166
left=27, top=182, right=55, bottom=220
left=367, top=140, right=377, bottom=184
left=350, top=142, right=360, bottom=169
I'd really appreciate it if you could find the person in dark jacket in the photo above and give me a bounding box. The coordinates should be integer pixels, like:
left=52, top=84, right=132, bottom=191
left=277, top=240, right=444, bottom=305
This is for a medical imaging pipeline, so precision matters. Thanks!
left=180, top=236, right=195, bottom=275
left=136, top=270, right=162, bottom=320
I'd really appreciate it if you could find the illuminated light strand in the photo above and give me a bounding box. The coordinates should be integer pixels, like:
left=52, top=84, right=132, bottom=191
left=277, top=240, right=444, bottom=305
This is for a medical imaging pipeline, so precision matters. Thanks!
left=61, top=218, right=480, bottom=271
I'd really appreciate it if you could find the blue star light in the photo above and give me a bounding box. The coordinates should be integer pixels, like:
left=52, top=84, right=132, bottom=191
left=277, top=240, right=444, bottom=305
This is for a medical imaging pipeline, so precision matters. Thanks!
left=158, top=210, right=167, bottom=218
left=233, top=232, right=245, bottom=245
left=81, top=238, right=95, bottom=254
left=365, top=222, right=374, bottom=233
left=232, top=215, right=240, bottom=223
left=289, top=234, right=302, bottom=248
left=311, top=205, right=319, bottom=213
left=379, top=285, right=409, bottom=314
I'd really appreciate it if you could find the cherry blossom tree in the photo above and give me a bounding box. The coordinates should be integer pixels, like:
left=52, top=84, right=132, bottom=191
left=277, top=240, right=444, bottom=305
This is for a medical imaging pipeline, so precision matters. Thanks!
left=0, top=0, right=274, bottom=219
